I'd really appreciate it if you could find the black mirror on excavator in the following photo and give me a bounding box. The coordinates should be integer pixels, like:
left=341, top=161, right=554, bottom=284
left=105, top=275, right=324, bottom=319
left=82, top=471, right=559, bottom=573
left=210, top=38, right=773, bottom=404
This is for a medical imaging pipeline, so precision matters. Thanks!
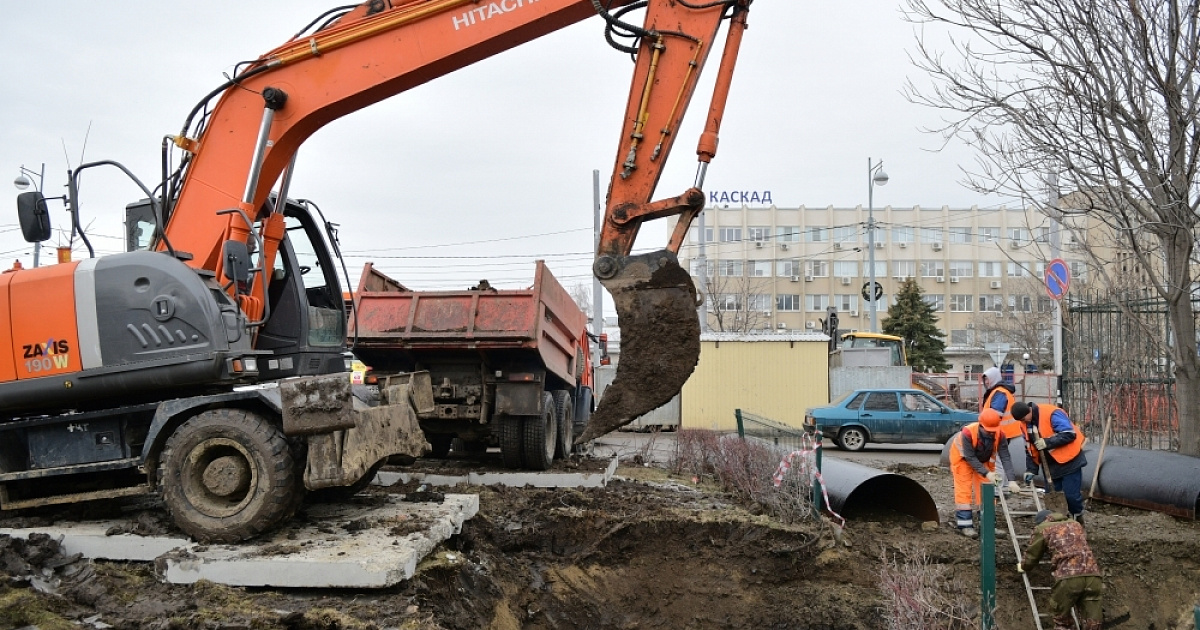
left=222, top=240, right=252, bottom=290
left=16, top=191, right=51, bottom=243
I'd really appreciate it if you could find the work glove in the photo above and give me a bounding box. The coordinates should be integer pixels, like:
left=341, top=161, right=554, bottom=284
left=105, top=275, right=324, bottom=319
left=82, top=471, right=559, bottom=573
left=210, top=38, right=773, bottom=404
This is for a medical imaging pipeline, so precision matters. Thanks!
left=985, top=471, right=999, bottom=485
left=1033, top=437, right=1047, bottom=450
left=1007, top=481, right=1021, bottom=493
left=1023, top=472, right=1036, bottom=484
left=1016, top=564, right=1025, bottom=574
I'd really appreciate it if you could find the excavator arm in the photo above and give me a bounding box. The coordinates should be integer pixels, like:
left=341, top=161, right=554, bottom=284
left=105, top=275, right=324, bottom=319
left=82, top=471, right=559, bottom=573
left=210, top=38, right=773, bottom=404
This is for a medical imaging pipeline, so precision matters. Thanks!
left=161, top=0, right=753, bottom=439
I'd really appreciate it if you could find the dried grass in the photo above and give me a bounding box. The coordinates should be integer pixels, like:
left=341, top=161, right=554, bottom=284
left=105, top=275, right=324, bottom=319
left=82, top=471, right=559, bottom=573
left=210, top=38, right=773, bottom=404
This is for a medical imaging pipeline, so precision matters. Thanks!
left=878, top=544, right=976, bottom=630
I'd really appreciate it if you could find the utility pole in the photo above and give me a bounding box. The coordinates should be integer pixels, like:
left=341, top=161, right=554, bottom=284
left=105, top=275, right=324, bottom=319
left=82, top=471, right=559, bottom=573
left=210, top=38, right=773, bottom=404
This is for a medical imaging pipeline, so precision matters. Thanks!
left=592, top=170, right=604, bottom=338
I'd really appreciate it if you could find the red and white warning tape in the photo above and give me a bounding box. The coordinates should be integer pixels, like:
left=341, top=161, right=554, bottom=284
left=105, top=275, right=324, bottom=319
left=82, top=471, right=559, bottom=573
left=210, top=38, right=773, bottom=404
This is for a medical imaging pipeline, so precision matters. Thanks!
left=771, top=436, right=845, bottom=528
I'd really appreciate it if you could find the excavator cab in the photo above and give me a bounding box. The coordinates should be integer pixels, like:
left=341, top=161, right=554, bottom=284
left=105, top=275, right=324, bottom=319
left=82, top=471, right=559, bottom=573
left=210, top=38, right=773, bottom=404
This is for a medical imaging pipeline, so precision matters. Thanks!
left=125, top=197, right=347, bottom=381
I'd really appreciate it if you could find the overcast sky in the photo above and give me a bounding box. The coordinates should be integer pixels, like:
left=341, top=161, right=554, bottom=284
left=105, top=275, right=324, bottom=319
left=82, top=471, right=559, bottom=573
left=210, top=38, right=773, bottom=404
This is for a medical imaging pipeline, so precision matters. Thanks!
left=0, top=1, right=1009, bottom=292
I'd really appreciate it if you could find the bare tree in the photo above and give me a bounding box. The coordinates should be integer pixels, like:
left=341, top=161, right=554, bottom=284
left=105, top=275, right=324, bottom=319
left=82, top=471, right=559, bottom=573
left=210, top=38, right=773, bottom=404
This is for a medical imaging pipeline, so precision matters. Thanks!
left=696, top=272, right=772, bottom=333
left=904, top=0, right=1200, bottom=456
left=568, top=282, right=592, bottom=316
left=971, top=277, right=1055, bottom=368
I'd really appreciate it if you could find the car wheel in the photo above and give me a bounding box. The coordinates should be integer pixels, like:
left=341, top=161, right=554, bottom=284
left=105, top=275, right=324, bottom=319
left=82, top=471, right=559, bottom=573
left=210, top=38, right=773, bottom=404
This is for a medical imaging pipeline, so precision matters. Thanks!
left=836, top=426, right=868, bottom=452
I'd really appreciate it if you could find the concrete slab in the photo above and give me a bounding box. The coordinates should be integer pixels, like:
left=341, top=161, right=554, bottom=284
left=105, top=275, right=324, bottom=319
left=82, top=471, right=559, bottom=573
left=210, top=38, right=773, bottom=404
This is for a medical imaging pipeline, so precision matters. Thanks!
left=1, top=493, right=479, bottom=589
left=0, top=524, right=191, bottom=562
left=375, top=456, right=618, bottom=489
left=161, top=494, right=478, bottom=588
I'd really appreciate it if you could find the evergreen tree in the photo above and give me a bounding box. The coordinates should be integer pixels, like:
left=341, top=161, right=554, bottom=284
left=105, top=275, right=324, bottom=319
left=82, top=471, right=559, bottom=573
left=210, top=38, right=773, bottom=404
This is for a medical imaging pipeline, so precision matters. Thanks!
left=881, top=278, right=949, bottom=372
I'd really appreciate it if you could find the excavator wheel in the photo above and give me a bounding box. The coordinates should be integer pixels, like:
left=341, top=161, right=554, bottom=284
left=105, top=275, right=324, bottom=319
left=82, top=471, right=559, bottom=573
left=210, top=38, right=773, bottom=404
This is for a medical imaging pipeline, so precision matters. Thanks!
left=158, top=408, right=300, bottom=543
left=522, top=392, right=558, bottom=471
left=498, top=415, right=524, bottom=469
left=552, top=390, right=574, bottom=460
left=580, top=250, right=700, bottom=443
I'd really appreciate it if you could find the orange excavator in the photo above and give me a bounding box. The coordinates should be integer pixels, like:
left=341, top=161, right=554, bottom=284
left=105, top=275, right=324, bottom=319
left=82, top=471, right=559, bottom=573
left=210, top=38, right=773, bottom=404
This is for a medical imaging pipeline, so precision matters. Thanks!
left=1, top=0, right=753, bottom=540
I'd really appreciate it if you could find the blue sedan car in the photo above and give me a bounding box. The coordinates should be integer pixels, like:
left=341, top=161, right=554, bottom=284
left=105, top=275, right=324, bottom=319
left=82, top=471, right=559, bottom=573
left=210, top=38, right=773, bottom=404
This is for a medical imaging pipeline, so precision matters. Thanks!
left=804, top=388, right=977, bottom=451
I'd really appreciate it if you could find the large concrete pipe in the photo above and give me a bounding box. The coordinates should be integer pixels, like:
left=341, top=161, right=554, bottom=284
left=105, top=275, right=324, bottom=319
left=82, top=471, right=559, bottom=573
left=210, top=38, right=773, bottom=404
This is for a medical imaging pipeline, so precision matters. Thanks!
left=939, top=434, right=1200, bottom=519
left=821, top=457, right=939, bottom=522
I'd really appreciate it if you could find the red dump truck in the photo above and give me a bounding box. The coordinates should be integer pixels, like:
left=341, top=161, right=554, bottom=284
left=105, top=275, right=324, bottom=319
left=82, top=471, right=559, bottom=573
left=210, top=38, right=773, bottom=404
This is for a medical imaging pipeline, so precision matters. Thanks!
left=349, top=261, right=595, bottom=470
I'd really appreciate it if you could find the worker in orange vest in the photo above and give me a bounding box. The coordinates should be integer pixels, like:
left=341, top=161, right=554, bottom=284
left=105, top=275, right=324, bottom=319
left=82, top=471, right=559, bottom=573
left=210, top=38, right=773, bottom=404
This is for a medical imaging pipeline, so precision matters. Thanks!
left=948, top=408, right=1021, bottom=538
left=1012, top=402, right=1088, bottom=525
left=980, top=366, right=1021, bottom=439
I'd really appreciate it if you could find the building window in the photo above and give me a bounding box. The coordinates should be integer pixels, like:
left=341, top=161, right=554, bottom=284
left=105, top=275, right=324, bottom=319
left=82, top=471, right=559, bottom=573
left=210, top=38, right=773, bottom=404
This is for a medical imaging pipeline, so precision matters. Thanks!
left=836, top=294, right=859, bottom=312
left=922, top=227, right=944, bottom=243
left=806, top=260, right=829, bottom=277
left=1035, top=226, right=1051, bottom=243
left=950, top=227, right=972, bottom=243
left=688, top=226, right=714, bottom=243
left=920, top=261, right=945, bottom=278
left=805, top=227, right=828, bottom=242
left=747, top=226, right=771, bottom=242
left=718, top=260, right=744, bottom=277
left=1071, top=262, right=1088, bottom=282
left=950, top=294, right=973, bottom=312
left=748, top=294, right=771, bottom=311
left=776, top=294, right=801, bottom=311
left=833, top=261, right=859, bottom=278
left=1008, top=261, right=1033, bottom=277
left=979, top=294, right=1003, bottom=312
left=866, top=260, right=887, bottom=277
left=690, top=259, right=715, bottom=277
left=717, top=293, right=741, bottom=310
left=833, top=226, right=858, bottom=243
left=1010, top=294, right=1032, bottom=312
left=892, top=226, right=914, bottom=243
left=978, top=227, right=1000, bottom=243
left=893, top=260, right=916, bottom=278
left=1038, top=296, right=1054, bottom=313
left=776, top=258, right=801, bottom=277
left=1007, top=227, right=1029, bottom=245
left=747, top=260, right=772, bottom=277
left=978, top=261, right=1003, bottom=277
left=807, top=294, right=830, bottom=312
left=949, top=261, right=973, bottom=278
left=776, top=226, right=800, bottom=242
left=719, top=227, right=742, bottom=243
left=951, top=329, right=975, bottom=345
left=922, top=294, right=945, bottom=312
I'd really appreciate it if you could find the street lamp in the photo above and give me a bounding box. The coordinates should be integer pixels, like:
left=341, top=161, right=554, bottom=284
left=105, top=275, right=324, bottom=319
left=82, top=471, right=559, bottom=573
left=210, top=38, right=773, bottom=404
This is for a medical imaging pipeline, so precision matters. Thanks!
left=13, top=163, right=45, bottom=267
left=867, top=158, right=889, bottom=332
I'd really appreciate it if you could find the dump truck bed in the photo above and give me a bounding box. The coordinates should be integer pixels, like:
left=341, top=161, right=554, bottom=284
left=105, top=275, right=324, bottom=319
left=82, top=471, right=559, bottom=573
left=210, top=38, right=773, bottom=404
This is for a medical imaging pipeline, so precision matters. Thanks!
left=349, top=261, right=586, bottom=386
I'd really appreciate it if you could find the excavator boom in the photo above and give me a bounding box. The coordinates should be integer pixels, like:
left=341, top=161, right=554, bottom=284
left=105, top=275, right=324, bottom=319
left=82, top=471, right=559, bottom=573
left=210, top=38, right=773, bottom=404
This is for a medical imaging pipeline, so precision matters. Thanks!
left=161, top=0, right=754, bottom=440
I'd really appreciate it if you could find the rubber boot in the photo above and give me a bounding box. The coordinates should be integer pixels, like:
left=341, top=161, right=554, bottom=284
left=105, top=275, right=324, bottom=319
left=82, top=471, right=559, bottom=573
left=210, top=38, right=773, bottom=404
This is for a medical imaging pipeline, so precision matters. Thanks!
left=1070, top=512, right=1084, bottom=528
left=955, top=509, right=976, bottom=537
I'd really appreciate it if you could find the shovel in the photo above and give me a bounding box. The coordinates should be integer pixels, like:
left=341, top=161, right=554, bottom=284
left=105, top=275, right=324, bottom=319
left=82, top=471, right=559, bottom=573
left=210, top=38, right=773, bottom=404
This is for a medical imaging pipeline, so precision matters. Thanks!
left=1031, top=424, right=1068, bottom=513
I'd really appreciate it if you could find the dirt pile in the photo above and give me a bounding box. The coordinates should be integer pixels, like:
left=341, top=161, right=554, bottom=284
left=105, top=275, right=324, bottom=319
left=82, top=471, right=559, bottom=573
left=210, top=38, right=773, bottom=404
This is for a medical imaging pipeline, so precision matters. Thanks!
left=0, top=457, right=1197, bottom=629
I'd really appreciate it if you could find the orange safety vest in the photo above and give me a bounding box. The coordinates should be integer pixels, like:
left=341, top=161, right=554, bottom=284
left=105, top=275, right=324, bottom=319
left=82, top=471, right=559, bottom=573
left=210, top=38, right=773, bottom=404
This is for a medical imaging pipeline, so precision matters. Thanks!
left=1021, top=403, right=1084, bottom=464
left=952, top=422, right=1001, bottom=460
left=982, top=385, right=1021, bottom=439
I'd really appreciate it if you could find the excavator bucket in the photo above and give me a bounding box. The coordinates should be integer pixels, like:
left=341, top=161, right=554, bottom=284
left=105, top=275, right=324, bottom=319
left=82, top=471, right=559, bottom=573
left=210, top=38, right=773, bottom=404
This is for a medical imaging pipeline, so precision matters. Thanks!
left=577, top=250, right=700, bottom=443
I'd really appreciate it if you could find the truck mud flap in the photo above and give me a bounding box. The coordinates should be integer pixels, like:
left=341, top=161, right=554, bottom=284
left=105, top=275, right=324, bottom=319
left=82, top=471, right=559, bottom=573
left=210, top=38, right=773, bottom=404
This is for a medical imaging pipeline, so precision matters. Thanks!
left=304, top=382, right=429, bottom=490
left=580, top=250, right=700, bottom=443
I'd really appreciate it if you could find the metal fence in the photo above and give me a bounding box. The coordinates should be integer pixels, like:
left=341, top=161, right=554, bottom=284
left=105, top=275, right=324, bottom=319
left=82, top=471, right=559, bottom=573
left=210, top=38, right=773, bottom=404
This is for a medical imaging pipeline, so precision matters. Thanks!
left=909, top=372, right=1058, bottom=410
left=1063, top=290, right=1180, bottom=451
left=734, top=409, right=813, bottom=452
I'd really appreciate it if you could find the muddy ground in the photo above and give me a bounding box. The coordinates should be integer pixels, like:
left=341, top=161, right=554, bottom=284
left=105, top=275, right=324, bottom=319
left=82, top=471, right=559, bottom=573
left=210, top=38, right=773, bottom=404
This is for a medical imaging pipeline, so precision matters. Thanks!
left=1, top=446, right=1198, bottom=630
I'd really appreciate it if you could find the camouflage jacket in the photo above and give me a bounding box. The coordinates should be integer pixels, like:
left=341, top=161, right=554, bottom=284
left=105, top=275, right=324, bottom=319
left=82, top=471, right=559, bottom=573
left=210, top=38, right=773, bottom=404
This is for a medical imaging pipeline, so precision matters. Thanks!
left=1020, top=517, right=1101, bottom=580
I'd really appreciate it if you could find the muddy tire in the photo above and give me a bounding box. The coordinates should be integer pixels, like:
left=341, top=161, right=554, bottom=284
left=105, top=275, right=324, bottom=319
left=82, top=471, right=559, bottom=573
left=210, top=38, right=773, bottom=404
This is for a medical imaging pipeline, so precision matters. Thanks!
left=553, top=390, right=574, bottom=460
left=522, top=392, right=557, bottom=471
left=498, top=415, right=524, bottom=469
left=836, top=426, right=868, bottom=452
left=428, top=434, right=453, bottom=458
left=572, top=387, right=593, bottom=452
left=158, top=409, right=299, bottom=543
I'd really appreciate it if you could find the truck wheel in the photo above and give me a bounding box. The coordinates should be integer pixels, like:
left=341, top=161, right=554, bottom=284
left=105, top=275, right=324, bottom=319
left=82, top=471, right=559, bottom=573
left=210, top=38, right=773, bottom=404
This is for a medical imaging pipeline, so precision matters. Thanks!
left=428, top=434, right=453, bottom=458
left=498, top=415, right=524, bottom=469
left=553, top=390, right=574, bottom=460
left=158, top=409, right=300, bottom=543
left=522, top=392, right=557, bottom=471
